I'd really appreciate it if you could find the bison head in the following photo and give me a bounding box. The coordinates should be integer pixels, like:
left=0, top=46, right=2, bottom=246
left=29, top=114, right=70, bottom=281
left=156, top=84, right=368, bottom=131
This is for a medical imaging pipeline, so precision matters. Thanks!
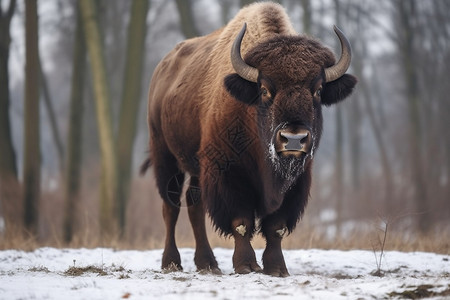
left=224, top=24, right=357, bottom=184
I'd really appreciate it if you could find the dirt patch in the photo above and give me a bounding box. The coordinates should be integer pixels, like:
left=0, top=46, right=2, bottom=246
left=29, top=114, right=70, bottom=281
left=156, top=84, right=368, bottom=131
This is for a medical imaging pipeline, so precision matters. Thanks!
left=388, top=284, right=450, bottom=299
left=28, top=266, right=50, bottom=273
left=64, top=265, right=108, bottom=276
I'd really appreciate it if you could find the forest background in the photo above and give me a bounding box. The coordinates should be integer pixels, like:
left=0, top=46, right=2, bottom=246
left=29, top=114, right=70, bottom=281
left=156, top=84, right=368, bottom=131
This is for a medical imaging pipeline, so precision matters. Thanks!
left=0, top=0, right=449, bottom=253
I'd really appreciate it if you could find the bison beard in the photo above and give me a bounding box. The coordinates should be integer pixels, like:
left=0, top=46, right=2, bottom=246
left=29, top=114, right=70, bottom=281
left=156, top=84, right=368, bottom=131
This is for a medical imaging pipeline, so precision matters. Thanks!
left=143, top=2, right=357, bottom=277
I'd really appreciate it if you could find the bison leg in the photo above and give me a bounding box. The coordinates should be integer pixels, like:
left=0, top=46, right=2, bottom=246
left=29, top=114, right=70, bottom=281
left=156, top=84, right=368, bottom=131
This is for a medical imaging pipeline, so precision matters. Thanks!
left=260, top=170, right=311, bottom=277
left=186, top=176, right=221, bottom=274
left=231, top=217, right=262, bottom=274
left=152, top=139, right=184, bottom=271
left=261, top=217, right=289, bottom=277
left=161, top=200, right=183, bottom=271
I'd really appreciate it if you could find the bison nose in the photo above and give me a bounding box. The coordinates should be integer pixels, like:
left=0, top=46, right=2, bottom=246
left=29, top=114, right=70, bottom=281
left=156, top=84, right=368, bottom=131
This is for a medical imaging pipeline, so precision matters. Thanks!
left=275, top=127, right=312, bottom=156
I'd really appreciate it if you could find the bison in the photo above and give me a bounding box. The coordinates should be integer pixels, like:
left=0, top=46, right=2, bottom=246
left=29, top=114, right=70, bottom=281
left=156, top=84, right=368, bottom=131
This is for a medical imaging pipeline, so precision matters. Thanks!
left=142, top=2, right=357, bottom=277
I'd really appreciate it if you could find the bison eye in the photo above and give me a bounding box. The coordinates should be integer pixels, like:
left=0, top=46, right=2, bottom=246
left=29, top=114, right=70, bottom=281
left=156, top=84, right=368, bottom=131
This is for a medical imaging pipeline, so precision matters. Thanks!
left=260, top=86, right=272, bottom=100
left=314, top=86, right=323, bottom=98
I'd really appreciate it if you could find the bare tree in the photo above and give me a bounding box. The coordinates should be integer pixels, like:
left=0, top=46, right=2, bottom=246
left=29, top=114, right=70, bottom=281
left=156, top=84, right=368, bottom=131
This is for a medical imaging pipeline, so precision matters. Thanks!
left=333, top=0, right=344, bottom=237
left=300, top=0, right=312, bottom=34
left=0, top=0, right=20, bottom=233
left=416, top=1, right=450, bottom=222
left=23, top=0, right=41, bottom=235
left=393, top=0, right=430, bottom=233
left=220, top=0, right=233, bottom=24
left=80, top=0, right=118, bottom=236
left=40, top=64, right=64, bottom=172
left=63, top=6, right=86, bottom=243
left=116, top=0, right=150, bottom=236
left=240, top=0, right=254, bottom=7
left=346, top=2, right=363, bottom=191
left=363, top=63, right=394, bottom=214
left=175, top=0, right=199, bottom=38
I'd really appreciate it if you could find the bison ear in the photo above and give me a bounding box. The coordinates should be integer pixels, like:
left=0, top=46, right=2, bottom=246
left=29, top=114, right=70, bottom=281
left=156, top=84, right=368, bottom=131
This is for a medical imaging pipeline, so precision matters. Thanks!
left=321, top=74, right=357, bottom=106
left=224, top=73, right=259, bottom=105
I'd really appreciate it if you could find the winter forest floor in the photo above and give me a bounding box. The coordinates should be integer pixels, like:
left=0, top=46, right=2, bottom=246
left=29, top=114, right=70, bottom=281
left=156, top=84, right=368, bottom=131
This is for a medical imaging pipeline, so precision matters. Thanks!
left=0, top=226, right=449, bottom=299
left=0, top=247, right=449, bottom=299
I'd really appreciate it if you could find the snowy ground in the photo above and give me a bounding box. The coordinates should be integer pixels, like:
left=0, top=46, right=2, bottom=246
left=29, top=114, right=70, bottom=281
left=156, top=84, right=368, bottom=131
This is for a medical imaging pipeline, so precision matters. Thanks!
left=0, top=247, right=449, bottom=299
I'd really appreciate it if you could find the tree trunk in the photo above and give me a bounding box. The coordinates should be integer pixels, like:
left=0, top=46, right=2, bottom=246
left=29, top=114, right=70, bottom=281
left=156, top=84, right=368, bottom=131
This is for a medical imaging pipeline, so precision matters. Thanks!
left=116, top=0, right=149, bottom=236
left=221, top=0, right=231, bottom=25
left=40, top=63, right=64, bottom=172
left=348, top=6, right=362, bottom=192
left=80, top=0, right=118, bottom=237
left=23, top=0, right=41, bottom=236
left=363, top=63, right=394, bottom=214
left=395, top=0, right=430, bottom=233
left=333, top=0, right=344, bottom=238
left=301, top=0, right=312, bottom=35
left=348, top=98, right=361, bottom=191
left=0, top=0, right=21, bottom=233
left=175, top=0, right=199, bottom=38
left=63, top=6, right=86, bottom=243
left=240, top=0, right=254, bottom=7
left=335, top=105, right=344, bottom=237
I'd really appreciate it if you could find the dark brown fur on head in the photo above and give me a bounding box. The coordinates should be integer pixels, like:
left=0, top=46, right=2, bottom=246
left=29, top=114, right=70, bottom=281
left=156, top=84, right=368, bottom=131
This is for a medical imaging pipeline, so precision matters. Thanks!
left=245, top=35, right=335, bottom=85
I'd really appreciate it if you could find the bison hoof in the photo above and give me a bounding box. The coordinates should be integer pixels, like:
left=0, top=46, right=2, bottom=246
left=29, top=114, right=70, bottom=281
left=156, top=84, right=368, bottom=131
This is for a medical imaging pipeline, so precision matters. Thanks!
left=235, top=263, right=262, bottom=274
left=263, top=267, right=290, bottom=277
left=198, top=267, right=223, bottom=275
left=162, top=261, right=183, bottom=273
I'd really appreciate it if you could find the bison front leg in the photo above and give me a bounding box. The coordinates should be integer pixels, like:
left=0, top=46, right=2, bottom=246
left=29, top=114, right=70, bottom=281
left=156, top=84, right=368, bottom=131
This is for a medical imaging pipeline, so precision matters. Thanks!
left=231, top=217, right=262, bottom=274
left=261, top=218, right=289, bottom=277
left=186, top=177, right=221, bottom=274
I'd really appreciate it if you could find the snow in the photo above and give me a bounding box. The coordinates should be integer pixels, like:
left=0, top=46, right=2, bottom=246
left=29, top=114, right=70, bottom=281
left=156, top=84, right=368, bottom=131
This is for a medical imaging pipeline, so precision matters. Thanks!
left=0, top=247, right=448, bottom=299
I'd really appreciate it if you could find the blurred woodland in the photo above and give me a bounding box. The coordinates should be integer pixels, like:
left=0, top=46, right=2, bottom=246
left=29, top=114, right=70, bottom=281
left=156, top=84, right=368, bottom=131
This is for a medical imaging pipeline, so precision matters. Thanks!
left=0, top=0, right=449, bottom=251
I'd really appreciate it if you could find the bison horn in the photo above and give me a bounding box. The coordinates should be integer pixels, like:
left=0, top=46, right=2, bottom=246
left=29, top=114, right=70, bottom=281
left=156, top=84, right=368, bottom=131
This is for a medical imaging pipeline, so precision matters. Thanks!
left=231, top=23, right=259, bottom=83
left=324, top=25, right=352, bottom=83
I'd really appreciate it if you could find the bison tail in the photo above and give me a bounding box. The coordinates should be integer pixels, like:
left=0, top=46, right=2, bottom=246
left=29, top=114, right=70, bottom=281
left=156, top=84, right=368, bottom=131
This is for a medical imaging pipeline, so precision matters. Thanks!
left=139, top=158, right=152, bottom=176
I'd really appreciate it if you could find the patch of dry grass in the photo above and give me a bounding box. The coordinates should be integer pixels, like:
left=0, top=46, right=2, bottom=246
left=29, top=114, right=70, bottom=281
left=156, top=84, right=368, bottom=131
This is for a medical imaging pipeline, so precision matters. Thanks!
left=1, top=176, right=448, bottom=254
left=64, top=265, right=108, bottom=277
left=1, top=220, right=448, bottom=255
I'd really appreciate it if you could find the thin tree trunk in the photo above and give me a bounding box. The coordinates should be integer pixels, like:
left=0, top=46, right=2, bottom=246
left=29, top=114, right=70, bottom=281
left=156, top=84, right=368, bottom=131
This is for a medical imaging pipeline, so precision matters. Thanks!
left=116, top=0, right=149, bottom=236
left=301, top=0, right=312, bottom=35
left=348, top=96, right=361, bottom=190
left=175, top=0, right=199, bottom=38
left=40, top=63, right=64, bottom=172
left=0, top=0, right=17, bottom=177
left=363, top=64, right=394, bottom=214
left=0, top=0, right=21, bottom=233
left=80, top=0, right=118, bottom=237
left=333, top=0, right=344, bottom=238
left=429, top=1, right=450, bottom=220
left=348, top=6, right=362, bottom=191
left=335, top=105, right=344, bottom=237
left=63, top=7, right=86, bottom=243
left=221, top=0, right=231, bottom=25
left=240, top=0, right=254, bottom=7
left=396, top=0, right=430, bottom=233
left=23, top=0, right=41, bottom=236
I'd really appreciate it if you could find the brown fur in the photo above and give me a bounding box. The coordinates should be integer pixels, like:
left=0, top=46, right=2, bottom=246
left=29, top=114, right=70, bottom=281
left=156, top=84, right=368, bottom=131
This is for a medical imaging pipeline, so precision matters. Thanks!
left=144, top=2, right=357, bottom=276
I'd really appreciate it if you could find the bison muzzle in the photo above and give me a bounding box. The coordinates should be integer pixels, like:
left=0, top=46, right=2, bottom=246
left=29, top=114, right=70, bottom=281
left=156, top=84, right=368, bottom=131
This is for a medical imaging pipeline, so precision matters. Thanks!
left=142, top=2, right=357, bottom=277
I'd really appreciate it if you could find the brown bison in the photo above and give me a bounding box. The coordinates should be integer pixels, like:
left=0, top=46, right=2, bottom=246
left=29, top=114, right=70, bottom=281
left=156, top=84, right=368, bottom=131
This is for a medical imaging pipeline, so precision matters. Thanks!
left=142, top=2, right=356, bottom=277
